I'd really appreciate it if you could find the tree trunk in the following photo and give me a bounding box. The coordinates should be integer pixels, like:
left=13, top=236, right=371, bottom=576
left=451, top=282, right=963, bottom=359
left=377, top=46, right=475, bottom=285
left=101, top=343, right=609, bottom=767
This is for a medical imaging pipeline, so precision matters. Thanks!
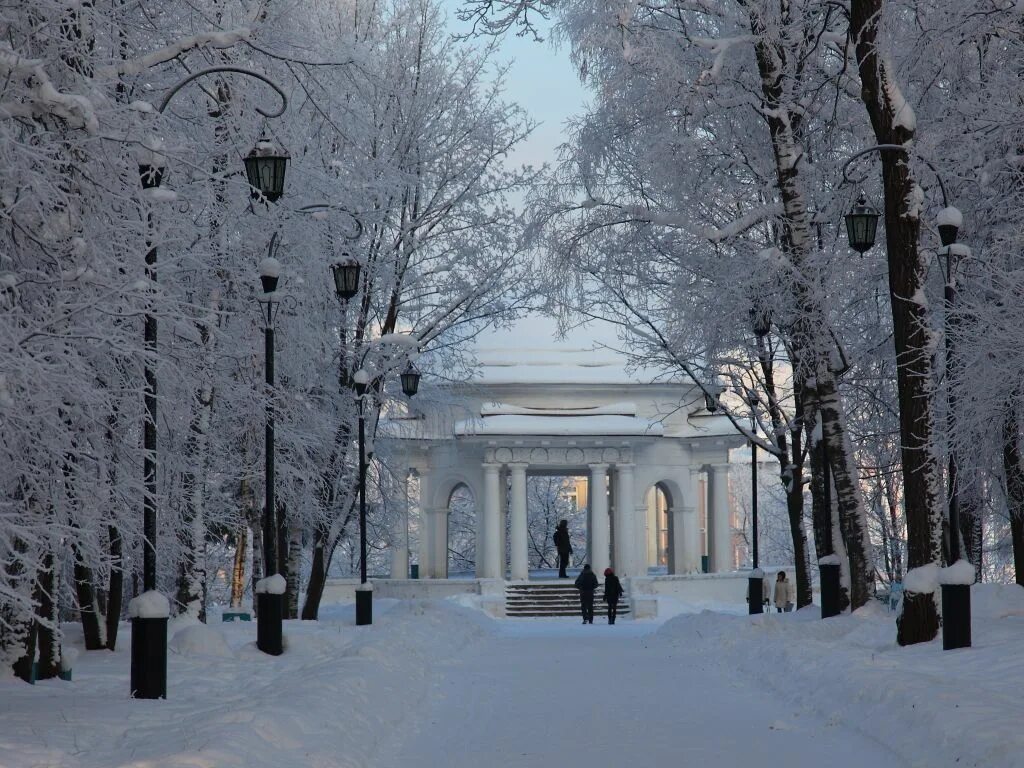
left=850, top=0, right=942, bottom=645
left=230, top=524, right=248, bottom=609
left=818, top=370, right=873, bottom=609
left=34, top=551, right=60, bottom=680
left=286, top=519, right=303, bottom=619
left=73, top=549, right=105, bottom=650
left=1002, top=406, right=1024, bottom=586
left=302, top=530, right=328, bottom=620
left=105, top=525, right=123, bottom=650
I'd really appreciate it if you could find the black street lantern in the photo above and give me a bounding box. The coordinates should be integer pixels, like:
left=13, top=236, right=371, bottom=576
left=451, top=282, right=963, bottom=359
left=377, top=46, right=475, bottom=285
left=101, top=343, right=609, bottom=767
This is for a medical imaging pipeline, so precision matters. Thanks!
left=750, top=306, right=771, bottom=338
left=400, top=363, right=421, bottom=397
left=353, top=368, right=369, bottom=397
left=704, top=390, right=719, bottom=413
left=244, top=140, right=289, bottom=202
left=844, top=194, right=880, bottom=254
left=331, top=257, right=361, bottom=300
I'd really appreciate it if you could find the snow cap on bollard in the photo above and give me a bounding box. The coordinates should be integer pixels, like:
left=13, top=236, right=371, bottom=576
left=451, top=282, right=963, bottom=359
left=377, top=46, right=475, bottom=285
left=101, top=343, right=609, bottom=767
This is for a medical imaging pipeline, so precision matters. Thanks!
left=128, top=590, right=170, bottom=619
left=255, top=574, right=287, bottom=595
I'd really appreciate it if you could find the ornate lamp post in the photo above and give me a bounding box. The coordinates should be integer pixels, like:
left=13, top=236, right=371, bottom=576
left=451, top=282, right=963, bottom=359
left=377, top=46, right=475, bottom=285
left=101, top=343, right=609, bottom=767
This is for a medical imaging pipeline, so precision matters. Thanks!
left=331, top=260, right=421, bottom=625
left=842, top=148, right=971, bottom=649
left=256, top=247, right=286, bottom=656
left=130, top=67, right=287, bottom=699
left=746, top=389, right=763, bottom=615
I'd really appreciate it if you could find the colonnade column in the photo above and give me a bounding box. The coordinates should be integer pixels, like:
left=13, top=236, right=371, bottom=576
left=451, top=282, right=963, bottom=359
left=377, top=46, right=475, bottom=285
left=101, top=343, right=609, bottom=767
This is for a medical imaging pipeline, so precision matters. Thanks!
left=482, top=463, right=502, bottom=579
left=417, top=470, right=433, bottom=578
left=680, top=467, right=702, bottom=572
left=589, top=464, right=610, bottom=576
left=613, top=464, right=636, bottom=576
left=390, top=469, right=411, bottom=578
left=429, top=507, right=447, bottom=579
left=708, top=463, right=732, bottom=573
left=509, top=463, right=529, bottom=580
left=498, top=467, right=508, bottom=578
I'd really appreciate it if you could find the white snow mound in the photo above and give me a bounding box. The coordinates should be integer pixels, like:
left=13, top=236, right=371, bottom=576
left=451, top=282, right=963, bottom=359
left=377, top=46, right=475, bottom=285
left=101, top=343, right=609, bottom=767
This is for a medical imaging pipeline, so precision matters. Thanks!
left=169, top=624, right=234, bottom=658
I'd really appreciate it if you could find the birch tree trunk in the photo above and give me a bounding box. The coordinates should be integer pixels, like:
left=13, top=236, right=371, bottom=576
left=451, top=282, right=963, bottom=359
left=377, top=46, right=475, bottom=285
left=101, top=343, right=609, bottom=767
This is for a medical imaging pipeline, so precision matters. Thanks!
left=742, top=3, right=872, bottom=608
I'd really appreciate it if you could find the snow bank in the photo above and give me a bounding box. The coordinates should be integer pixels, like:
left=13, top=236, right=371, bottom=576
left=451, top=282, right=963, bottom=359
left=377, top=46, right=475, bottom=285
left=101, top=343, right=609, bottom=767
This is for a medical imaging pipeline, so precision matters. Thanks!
left=169, top=624, right=234, bottom=658
left=127, top=590, right=169, bottom=618
left=255, top=574, right=286, bottom=594
left=652, top=584, right=1024, bottom=768
left=4, top=599, right=495, bottom=768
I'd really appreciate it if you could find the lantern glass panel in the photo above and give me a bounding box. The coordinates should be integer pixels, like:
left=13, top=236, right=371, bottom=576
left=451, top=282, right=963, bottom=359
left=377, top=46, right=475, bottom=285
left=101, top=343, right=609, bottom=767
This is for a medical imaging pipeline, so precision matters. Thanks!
left=401, top=366, right=421, bottom=397
left=332, top=261, right=361, bottom=300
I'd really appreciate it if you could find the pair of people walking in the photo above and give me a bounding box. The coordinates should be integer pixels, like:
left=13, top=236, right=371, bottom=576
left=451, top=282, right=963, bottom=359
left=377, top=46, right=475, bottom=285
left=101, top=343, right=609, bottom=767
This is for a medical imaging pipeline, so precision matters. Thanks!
left=574, top=564, right=624, bottom=624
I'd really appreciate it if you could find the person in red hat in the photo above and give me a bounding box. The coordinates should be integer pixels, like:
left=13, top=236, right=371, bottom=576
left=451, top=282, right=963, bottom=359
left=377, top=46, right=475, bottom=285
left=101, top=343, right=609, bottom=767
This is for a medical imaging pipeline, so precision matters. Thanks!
left=603, top=567, right=624, bottom=624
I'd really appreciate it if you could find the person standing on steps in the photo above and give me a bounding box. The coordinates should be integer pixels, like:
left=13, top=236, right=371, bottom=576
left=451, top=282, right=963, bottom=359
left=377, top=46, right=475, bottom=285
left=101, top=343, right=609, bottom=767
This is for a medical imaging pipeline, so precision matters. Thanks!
left=603, top=567, right=624, bottom=625
left=574, top=564, right=598, bottom=624
left=553, top=519, right=573, bottom=578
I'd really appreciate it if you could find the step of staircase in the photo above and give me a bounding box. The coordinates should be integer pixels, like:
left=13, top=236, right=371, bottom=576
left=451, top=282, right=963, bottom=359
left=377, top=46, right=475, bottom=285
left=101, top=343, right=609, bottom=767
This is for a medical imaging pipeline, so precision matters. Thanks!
left=505, top=582, right=630, bottom=618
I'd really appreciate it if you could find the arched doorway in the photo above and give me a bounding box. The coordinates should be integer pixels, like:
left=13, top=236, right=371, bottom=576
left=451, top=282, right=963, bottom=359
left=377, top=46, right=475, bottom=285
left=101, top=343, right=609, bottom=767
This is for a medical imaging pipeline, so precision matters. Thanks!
left=644, top=483, right=673, bottom=571
left=447, top=483, right=476, bottom=577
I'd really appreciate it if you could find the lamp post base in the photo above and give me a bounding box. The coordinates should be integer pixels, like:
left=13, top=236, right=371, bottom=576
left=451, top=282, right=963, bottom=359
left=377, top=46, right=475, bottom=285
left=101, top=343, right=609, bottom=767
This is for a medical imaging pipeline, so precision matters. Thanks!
left=356, top=587, right=373, bottom=626
left=820, top=563, right=841, bottom=619
left=130, top=617, right=167, bottom=699
left=748, top=575, right=764, bottom=615
left=941, top=583, right=971, bottom=650
left=256, top=592, right=284, bottom=655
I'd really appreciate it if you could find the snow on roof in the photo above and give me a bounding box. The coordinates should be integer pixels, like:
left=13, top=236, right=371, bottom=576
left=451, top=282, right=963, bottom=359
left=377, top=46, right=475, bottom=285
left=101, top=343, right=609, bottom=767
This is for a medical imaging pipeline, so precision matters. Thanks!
left=471, top=315, right=671, bottom=386
left=480, top=401, right=638, bottom=417
left=454, top=414, right=664, bottom=437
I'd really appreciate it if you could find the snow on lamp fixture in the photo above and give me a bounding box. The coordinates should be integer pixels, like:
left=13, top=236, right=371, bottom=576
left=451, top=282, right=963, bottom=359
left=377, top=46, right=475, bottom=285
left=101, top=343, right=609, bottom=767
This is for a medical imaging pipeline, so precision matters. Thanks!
left=244, top=139, right=289, bottom=202
left=259, top=257, right=281, bottom=294
left=844, top=194, right=879, bottom=253
left=936, top=206, right=962, bottom=247
left=400, top=363, right=421, bottom=397
left=331, top=257, right=361, bottom=300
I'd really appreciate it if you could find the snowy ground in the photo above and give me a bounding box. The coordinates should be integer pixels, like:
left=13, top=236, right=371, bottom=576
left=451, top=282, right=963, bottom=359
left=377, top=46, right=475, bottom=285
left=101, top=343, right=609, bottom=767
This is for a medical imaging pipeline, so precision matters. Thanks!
left=3, top=585, right=1024, bottom=768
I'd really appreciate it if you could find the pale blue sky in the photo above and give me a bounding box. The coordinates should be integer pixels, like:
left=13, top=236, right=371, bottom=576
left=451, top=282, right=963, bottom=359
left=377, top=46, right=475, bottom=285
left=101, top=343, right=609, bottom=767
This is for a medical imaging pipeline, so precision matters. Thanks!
left=440, top=2, right=587, bottom=173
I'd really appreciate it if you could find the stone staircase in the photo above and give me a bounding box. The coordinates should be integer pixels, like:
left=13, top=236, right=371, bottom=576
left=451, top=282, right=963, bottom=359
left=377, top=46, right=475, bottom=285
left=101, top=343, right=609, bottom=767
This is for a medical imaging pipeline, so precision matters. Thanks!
left=505, top=581, right=631, bottom=618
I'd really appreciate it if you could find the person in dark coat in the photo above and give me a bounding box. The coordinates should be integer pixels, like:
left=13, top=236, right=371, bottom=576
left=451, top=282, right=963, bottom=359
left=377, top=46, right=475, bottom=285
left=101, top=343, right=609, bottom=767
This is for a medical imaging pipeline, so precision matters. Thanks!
left=603, top=567, right=624, bottom=625
left=553, top=519, right=573, bottom=578
left=574, top=564, right=599, bottom=624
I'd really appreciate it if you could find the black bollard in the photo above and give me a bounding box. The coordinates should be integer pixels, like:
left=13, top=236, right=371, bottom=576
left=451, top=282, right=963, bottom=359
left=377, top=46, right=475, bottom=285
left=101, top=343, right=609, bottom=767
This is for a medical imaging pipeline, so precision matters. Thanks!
left=748, top=569, right=764, bottom=615
left=130, top=616, right=168, bottom=699
left=941, top=583, right=971, bottom=650
left=356, top=586, right=373, bottom=626
left=256, top=591, right=284, bottom=655
left=820, top=562, right=841, bottom=619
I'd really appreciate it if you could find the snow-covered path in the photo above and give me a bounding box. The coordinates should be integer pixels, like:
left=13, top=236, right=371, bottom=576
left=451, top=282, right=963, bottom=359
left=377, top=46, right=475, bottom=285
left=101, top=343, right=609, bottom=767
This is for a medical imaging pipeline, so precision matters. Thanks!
left=390, top=619, right=905, bottom=768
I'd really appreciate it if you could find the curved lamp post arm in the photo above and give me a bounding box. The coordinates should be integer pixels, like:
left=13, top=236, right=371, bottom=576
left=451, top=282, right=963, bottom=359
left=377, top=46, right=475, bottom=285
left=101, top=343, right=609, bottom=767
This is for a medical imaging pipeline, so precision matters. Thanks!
left=157, top=66, right=288, bottom=117
left=841, top=144, right=949, bottom=207
left=296, top=203, right=364, bottom=241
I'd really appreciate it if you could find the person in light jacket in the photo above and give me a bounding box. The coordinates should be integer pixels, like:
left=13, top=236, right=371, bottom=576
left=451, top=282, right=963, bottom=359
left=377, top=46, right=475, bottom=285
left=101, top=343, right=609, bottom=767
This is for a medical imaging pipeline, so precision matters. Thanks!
left=574, top=564, right=598, bottom=624
left=603, top=567, right=624, bottom=625
left=773, top=571, right=794, bottom=612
